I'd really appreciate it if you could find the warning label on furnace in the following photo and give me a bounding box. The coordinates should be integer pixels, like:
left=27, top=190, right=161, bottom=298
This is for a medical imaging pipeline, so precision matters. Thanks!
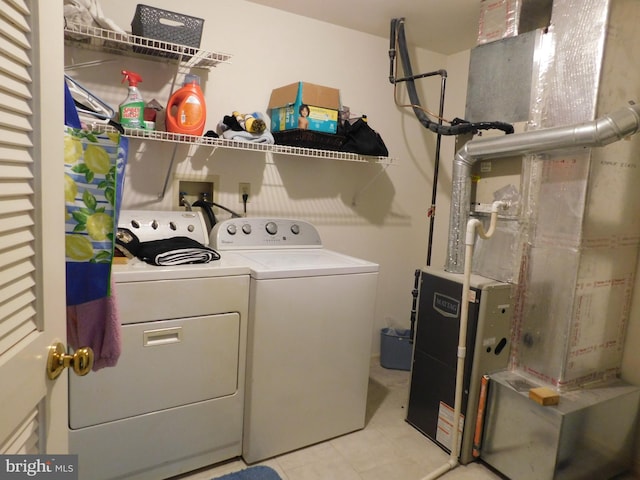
left=435, top=401, right=464, bottom=452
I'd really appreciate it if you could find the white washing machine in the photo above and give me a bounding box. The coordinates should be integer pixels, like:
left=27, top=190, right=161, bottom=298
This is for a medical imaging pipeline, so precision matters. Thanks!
left=211, top=218, right=379, bottom=464
left=68, top=210, right=250, bottom=480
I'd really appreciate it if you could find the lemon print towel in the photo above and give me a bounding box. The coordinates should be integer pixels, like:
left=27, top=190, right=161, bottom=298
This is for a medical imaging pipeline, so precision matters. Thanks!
left=64, top=126, right=128, bottom=305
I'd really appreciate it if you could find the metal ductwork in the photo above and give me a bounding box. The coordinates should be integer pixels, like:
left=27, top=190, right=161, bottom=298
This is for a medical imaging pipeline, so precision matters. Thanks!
left=445, top=102, right=640, bottom=273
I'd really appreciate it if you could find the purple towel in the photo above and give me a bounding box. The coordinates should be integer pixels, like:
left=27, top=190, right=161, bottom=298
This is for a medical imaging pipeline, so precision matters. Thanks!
left=67, top=280, right=121, bottom=371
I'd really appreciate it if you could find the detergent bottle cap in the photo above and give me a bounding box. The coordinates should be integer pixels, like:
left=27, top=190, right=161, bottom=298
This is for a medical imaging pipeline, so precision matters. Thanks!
left=121, top=70, right=143, bottom=87
left=184, top=74, right=200, bottom=86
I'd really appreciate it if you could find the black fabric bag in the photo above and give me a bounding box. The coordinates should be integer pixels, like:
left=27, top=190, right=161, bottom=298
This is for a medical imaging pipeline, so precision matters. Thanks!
left=339, top=119, right=389, bottom=156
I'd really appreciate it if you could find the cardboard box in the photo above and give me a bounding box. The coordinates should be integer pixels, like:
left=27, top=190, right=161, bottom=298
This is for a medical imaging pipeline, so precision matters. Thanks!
left=268, top=81, right=340, bottom=134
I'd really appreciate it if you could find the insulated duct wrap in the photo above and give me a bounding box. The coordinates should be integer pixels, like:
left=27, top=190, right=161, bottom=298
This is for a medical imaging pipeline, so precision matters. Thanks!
left=445, top=103, right=640, bottom=274
left=451, top=0, right=640, bottom=389
left=514, top=0, right=640, bottom=389
left=531, top=0, right=609, bottom=129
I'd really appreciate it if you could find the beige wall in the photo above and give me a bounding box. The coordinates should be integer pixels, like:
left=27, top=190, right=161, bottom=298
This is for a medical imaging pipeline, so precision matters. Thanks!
left=66, top=0, right=640, bottom=471
left=69, top=0, right=465, bottom=356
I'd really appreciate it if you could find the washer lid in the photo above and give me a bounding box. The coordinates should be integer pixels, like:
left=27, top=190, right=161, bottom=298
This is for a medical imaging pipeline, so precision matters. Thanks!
left=229, top=249, right=378, bottom=279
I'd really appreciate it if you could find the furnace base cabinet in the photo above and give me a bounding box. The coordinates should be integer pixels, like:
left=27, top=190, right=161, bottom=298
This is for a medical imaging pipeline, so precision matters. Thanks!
left=406, top=268, right=513, bottom=464
left=481, top=370, right=640, bottom=480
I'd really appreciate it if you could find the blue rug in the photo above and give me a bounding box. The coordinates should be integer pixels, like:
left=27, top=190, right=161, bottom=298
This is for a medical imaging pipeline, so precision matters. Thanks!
left=212, top=465, right=282, bottom=480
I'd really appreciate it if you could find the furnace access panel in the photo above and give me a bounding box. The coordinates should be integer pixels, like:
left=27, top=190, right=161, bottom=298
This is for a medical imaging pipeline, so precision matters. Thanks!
left=406, top=268, right=514, bottom=464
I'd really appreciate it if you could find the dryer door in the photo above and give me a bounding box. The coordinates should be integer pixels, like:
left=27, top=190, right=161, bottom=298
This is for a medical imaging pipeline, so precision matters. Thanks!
left=70, top=311, right=240, bottom=428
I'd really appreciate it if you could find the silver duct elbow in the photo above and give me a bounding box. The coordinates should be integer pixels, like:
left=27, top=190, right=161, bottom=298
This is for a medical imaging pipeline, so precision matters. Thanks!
left=445, top=103, right=640, bottom=273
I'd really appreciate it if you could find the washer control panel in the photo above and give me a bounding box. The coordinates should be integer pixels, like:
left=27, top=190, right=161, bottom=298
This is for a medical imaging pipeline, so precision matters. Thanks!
left=211, top=218, right=322, bottom=250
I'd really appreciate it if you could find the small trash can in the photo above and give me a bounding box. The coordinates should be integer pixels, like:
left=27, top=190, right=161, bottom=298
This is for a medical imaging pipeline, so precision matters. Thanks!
left=380, top=327, right=413, bottom=371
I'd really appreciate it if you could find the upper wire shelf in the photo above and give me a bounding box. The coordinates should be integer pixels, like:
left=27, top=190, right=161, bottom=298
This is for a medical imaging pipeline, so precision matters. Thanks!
left=122, top=128, right=394, bottom=164
left=64, top=22, right=232, bottom=69
left=64, top=24, right=393, bottom=165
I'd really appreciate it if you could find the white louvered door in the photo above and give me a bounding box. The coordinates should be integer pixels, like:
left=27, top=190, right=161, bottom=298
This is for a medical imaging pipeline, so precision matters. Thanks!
left=0, top=0, right=67, bottom=454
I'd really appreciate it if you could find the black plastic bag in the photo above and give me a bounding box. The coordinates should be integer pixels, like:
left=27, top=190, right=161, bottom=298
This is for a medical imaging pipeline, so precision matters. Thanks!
left=339, top=119, right=389, bottom=156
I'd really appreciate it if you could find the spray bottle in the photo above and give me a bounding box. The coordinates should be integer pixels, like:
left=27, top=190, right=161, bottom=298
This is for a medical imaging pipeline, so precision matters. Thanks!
left=119, top=70, right=144, bottom=129
left=165, top=74, right=206, bottom=136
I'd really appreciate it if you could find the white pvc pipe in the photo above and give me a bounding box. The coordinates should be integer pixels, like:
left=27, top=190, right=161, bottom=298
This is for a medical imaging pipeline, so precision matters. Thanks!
left=421, top=201, right=507, bottom=480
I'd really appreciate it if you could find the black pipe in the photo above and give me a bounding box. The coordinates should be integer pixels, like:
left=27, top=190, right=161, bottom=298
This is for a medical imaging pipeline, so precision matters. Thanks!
left=211, top=201, right=243, bottom=219
left=388, top=17, right=399, bottom=83
left=409, top=269, right=421, bottom=344
left=389, top=18, right=513, bottom=136
left=392, top=69, right=448, bottom=84
left=426, top=73, right=447, bottom=267
left=192, top=199, right=243, bottom=234
left=192, top=200, right=217, bottom=232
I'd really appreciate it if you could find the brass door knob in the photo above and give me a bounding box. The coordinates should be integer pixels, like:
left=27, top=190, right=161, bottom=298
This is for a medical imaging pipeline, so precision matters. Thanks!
left=47, top=342, right=94, bottom=379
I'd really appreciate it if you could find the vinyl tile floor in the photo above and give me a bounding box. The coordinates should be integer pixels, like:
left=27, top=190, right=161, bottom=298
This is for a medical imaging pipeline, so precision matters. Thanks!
left=171, top=359, right=507, bottom=480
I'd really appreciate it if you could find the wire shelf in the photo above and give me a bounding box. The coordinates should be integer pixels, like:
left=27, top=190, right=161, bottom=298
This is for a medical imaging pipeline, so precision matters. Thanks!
left=64, top=22, right=232, bottom=69
left=65, top=25, right=394, bottom=200
left=121, top=128, right=394, bottom=164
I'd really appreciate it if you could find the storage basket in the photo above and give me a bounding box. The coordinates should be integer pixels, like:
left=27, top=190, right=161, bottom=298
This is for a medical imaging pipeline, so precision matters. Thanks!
left=131, top=4, right=204, bottom=59
left=380, top=328, right=413, bottom=371
left=273, top=129, right=345, bottom=152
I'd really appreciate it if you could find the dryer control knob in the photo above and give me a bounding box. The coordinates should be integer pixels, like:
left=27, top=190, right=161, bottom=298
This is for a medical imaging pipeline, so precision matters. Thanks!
left=242, top=224, right=252, bottom=235
left=265, top=221, right=278, bottom=235
left=226, top=224, right=237, bottom=235
left=291, top=224, right=300, bottom=235
left=151, top=220, right=158, bottom=230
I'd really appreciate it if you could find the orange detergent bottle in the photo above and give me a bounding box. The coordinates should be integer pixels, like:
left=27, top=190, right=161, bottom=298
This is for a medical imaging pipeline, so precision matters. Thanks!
left=165, top=74, right=206, bottom=136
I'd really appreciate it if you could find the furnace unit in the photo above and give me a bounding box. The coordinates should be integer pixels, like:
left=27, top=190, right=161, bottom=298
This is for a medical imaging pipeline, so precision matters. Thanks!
left=406, top=267, right=512, bottom=464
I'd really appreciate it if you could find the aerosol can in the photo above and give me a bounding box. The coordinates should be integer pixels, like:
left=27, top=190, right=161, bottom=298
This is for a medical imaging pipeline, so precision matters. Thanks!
left=119, top=70, right=144, bottom=129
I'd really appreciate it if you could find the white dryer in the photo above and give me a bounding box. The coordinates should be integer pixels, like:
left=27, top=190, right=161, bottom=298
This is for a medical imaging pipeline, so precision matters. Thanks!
left=69, top=211, right=250, bottom=480
left=211, top=218, right=379, bottom=464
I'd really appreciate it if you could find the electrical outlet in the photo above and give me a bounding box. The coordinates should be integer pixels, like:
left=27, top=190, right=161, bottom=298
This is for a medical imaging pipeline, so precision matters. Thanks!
left=239, top=182, right=250, bottom=203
